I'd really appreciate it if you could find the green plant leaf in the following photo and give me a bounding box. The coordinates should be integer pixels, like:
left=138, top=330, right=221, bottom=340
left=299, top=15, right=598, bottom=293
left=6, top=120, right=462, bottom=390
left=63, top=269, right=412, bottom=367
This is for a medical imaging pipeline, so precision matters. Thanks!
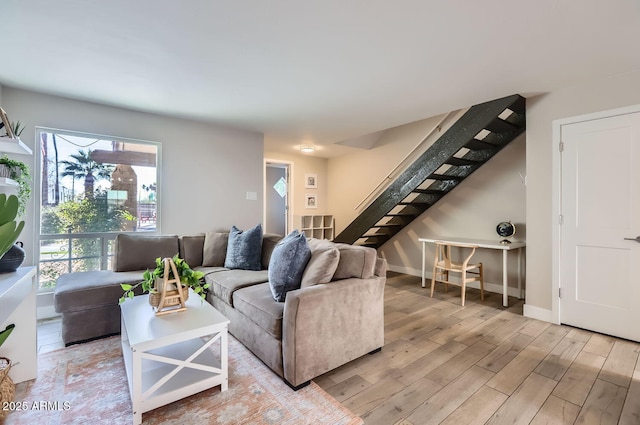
left=120, top=283, right=133, bottom=291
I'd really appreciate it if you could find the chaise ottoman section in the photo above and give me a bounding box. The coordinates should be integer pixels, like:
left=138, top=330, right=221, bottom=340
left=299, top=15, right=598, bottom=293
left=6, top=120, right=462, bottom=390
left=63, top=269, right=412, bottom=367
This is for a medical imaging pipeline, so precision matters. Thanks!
left=54, top=270, right=143, bottom=345
left=233, top=282, right=284, bottom=340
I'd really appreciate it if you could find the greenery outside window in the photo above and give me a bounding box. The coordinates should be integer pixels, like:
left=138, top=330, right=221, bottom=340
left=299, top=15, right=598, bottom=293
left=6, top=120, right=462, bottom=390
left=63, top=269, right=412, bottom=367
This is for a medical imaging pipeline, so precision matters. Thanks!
left=37, top=128, right=161, bottom=291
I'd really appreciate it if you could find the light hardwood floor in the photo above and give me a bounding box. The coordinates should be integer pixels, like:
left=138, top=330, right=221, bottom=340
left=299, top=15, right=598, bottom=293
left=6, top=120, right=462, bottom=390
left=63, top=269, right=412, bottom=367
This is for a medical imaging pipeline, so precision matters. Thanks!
left=315, top=272, right=640, bottom=425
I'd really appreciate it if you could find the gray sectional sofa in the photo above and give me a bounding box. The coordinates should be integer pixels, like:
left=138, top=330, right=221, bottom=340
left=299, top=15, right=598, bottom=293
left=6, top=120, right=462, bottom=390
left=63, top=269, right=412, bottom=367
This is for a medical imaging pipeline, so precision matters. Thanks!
left=54, top=231, right=387, bottom=389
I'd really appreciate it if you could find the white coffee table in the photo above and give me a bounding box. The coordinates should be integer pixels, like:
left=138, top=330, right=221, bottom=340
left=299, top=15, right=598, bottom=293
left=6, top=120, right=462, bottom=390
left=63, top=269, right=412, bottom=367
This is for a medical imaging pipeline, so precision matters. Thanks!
left=120, top=289, right=230, bottom=425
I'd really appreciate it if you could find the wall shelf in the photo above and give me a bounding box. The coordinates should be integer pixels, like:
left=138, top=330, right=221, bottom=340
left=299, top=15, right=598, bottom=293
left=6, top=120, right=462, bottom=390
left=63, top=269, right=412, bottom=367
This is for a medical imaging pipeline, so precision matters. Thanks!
left=0, top=177, right=18, bottom=187
left=0, top=137, right=33, bottom=155
left=297, top=214, right=335, bottom=240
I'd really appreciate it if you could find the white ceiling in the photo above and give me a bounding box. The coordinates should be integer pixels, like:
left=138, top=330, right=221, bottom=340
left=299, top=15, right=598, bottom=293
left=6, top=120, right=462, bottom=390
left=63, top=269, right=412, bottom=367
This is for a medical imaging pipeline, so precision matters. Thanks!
left=1, top=0, right=639, bottom=158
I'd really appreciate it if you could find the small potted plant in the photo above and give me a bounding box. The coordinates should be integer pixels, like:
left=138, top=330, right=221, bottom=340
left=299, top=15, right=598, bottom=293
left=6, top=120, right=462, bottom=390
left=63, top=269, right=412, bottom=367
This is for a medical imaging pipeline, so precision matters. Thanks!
left=119, top=254, right=209, bottom=305
left=0, top=155, right=31, bottom=217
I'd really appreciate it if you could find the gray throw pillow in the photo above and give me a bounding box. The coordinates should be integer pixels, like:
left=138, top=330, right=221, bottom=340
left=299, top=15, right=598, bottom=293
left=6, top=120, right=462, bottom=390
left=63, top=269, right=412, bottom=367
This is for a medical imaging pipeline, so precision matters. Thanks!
left=268, top=230, right=311, bottom=302
left=224, top=224, right=263, bottom=271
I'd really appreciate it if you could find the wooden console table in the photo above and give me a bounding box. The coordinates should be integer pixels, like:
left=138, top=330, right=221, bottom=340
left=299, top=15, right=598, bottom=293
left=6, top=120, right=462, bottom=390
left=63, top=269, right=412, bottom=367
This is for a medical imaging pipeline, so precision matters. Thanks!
left=419, top=237, right=525, bottom=307
left=0, top=267, right=37, bottom=383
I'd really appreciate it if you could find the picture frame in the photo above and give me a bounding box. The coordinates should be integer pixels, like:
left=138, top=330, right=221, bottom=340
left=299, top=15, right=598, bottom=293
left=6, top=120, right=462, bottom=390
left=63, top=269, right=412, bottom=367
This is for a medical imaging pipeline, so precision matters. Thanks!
left=305, top=193, right=318, bottom=209
left=305, top=173, right=318, bottom=189
left=0, top=108, right=14, bottom=138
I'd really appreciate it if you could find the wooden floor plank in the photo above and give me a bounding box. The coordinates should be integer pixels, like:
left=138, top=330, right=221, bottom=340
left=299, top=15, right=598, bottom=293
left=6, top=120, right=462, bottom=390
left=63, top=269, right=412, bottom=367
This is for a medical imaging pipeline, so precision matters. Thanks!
left=324, top=374, right=372, bottom=402
left=486, top=373, right=557, bottom=425
left=476, top=332, right=534, bottom=373
left=392, top=341, right=467, bottom=386
left=438, top=386, right=508, bottom=425
left=583, top=333, right=616, bottom=357
left=486, top=326, right=568, bottom=395
left=529, top=395, right=581, bottom=425
left=619, top=369, right=640, bottom=425
left=598, top=340, right=640, bottom=388
left=534, top=336, right=585, bottom=381
left=360, top=376, right=442, bottom=425
left=342, top=376, right=407, bottom=416
left=574, top=378, right=627, bottom=425
left=405, top=366, right=494, bottom=425
left=552, top=350, right=606, bottom=406
left=424, top=340, right=496, bottom=387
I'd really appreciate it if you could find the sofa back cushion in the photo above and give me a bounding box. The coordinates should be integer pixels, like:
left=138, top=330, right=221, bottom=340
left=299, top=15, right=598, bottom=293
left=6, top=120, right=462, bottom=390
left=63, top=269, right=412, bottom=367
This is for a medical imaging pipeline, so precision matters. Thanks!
left=261, top=233, right=283, bottom=269
left=332, top=243, right=377, bottom=280
left=113, top=234, right=179, bottom=272
left=179, top=235, right=205, bottom=267
left=225, top=224, right=263, bottom=271
left=301, top=238, right=340, bottom=287
left=202, top=232, right=229, bottom=267
left=268, top=230, right=311, bottom=302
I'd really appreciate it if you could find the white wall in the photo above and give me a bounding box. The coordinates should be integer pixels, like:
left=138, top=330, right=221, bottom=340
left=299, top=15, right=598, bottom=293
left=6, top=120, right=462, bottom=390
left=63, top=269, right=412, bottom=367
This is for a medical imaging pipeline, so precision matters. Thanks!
left=325, top=110, right=526, bottom=293
left=1, top=87, right=264, bottom=267
left=327, top=114, right=449, bottom=234
left=525, top=70, right=640, bottom=314
left=264, top=151, right=328, bottom=231
left=376, top=135, right=526, bottom=289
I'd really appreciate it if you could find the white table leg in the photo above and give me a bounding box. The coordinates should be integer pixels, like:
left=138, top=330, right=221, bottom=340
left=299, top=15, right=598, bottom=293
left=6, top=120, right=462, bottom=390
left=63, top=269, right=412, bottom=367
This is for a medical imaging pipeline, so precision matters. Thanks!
left=518, top=247, right=523, bottom=300
left=503, top=250, right=508, bottom=307
left=421, top=241, right=426, bottom=288
left=221, top=327, right=229, bottom=391
left=132, top=348, right=142, bottom=425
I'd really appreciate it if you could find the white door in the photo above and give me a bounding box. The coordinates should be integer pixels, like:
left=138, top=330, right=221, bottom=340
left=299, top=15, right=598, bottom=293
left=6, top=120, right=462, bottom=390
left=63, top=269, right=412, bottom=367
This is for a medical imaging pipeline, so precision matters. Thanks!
left=560, top=111, right=640, bottom=341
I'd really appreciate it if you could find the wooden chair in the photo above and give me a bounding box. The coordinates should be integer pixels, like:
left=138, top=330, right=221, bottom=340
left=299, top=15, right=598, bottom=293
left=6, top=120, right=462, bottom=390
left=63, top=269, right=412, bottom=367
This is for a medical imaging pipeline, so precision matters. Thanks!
left=431, top=241, right=484, bottom=306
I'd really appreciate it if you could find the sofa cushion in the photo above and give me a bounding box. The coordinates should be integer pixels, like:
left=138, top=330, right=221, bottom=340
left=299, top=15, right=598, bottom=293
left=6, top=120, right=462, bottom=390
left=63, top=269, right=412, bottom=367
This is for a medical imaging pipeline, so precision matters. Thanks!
left=332, top=243, right=377, bottom=280
left=194, top=266, right=228, bottom=276
left=301, top=239, right=340, bottom=287
left=54, top=270, right=144, bottom=313
left=179, top=235, right=205, bottom=268
left=113, top=234, right=179, bottom=272
left=261, top=233, right=283, bottom=269
left=202, top=232, right=229, bottom=267
left=207, top=269, right=269, bottom=305
left=233, top=282, right=284, bottom=340
left=268, top=230, right=311, bottom=302
left=224, top=224, right=263, bottom=271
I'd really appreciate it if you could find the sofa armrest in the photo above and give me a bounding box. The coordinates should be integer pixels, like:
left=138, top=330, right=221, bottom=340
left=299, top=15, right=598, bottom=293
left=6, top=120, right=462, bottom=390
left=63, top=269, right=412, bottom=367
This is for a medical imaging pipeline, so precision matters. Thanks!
left=282, top=276, right=385, bottom=387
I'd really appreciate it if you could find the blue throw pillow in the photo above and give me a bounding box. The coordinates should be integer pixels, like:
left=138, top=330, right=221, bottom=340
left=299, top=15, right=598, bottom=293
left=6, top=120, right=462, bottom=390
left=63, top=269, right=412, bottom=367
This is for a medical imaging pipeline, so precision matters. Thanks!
left=224, top=224, right=263, bottom=271
left=268, top=230, right=312, bottom=302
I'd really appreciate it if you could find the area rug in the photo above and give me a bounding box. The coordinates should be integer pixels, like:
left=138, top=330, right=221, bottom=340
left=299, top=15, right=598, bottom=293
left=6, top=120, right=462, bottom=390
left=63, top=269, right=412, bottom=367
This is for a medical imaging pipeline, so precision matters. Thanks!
left=4, top=335, right=362, bottom=425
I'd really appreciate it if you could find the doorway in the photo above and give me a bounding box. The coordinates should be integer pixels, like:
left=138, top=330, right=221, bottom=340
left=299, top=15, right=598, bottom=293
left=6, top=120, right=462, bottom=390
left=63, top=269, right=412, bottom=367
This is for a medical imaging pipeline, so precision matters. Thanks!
left=554, top=106, right=640, bottom=341
left=264, top=161, right=291, bottom=236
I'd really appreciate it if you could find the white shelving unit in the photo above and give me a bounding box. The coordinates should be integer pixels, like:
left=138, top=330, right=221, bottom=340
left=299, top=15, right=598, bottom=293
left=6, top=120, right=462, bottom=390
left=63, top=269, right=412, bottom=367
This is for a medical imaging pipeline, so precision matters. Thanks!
left=297, top=214, right=335, bottom=240
left=0, top=177, right=18, bottom=188
left=0, top=137, right=33, bottom=156
left=0, top=267, right=37, bottom=383
left=0, top=137, right=32, bottom=188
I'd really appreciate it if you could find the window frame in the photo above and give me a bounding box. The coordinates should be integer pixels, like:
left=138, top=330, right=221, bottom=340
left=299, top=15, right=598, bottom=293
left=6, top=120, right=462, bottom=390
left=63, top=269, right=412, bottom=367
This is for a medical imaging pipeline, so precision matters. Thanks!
left=34, top=127, right=162, bottom=292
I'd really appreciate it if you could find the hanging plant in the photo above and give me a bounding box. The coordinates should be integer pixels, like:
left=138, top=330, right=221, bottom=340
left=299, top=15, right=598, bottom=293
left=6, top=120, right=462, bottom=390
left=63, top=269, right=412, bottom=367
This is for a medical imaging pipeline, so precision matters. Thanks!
left=0, top=155, right=31, bottom=216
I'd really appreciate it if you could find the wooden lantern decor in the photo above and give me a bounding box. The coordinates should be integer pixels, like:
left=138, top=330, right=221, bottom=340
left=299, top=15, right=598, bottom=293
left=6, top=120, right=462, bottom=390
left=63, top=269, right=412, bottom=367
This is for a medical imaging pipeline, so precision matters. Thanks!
left=150, top=257, right=188, bottom=316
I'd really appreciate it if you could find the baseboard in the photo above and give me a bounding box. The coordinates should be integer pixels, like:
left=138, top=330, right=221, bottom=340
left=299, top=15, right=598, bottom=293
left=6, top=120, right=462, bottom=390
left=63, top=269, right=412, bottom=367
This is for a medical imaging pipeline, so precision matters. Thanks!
left=387, top=264, right=523, bottom=299
left=523, top=304, right=554, bottom=323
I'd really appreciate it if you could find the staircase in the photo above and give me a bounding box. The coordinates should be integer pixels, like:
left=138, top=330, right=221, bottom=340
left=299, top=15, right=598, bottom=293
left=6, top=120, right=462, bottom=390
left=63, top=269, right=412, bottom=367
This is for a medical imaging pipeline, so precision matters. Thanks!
left=333, top=94, right=525, bottom=248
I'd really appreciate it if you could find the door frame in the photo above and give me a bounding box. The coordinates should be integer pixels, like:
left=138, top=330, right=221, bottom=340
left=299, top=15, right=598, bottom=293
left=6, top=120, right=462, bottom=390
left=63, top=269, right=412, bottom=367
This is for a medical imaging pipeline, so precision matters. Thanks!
left=552, top=103, right=640, bottom=326
left=263, top=158, right=294, bottom=235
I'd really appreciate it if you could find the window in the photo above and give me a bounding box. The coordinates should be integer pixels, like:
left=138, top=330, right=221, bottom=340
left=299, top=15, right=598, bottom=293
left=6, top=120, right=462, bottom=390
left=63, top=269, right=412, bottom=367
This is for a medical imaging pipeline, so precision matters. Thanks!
left=37, top=128, right=160, bottom=291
